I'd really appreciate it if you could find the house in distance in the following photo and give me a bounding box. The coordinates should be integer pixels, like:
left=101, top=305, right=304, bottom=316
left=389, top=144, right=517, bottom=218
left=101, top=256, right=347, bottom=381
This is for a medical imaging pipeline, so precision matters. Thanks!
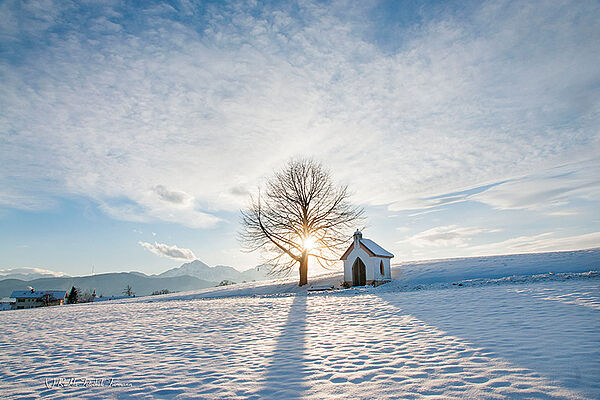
left=341, top=230, right=394, bottom=287
left=10, top=288, right=67, bottom=310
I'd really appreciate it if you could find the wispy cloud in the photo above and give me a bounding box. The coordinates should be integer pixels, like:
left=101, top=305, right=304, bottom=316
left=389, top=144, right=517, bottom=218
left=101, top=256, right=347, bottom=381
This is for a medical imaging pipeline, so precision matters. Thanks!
left=138, top=241, right=196, bottom=261
left=397, top=227, right=600, bottom=261
left=390, top=195, right=469, bottom=212
left=401, top=225, right=499, bottom=248
left=0, top=0, right=598, bottom=229
left=469, top=161, right=600, bottom=211
left=548, top=210, right=580, bottom=217
left=390, top=159, right=600, bottom=213
left=467, top=232, right=600, bottom=256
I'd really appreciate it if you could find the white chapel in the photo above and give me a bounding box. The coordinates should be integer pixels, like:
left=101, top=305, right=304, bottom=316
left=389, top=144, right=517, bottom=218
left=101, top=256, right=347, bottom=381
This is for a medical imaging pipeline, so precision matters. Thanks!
left=341, top=230, right=394, bottom=286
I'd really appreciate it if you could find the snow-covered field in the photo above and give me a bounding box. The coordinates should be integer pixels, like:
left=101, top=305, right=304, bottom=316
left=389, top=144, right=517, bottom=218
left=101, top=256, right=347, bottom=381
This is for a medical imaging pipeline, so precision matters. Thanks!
left=123, top=248, right=600, bottom=301
left=1, top=249, right=599, bottom=399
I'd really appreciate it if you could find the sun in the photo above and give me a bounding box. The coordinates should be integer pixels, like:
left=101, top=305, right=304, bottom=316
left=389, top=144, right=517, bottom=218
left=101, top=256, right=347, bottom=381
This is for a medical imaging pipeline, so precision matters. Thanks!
left=303, top=236, right=316, bottom=250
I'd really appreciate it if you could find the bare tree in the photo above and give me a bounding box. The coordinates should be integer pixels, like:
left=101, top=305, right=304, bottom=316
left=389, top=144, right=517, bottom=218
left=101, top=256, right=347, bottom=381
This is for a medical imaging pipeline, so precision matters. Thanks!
left=78, top=289, right=95, bottom=303
left=123, top=285, right=135, bottom=297
left=40, top=293, right=58, bottom=307
left=240, top=159, right=364, bottom=286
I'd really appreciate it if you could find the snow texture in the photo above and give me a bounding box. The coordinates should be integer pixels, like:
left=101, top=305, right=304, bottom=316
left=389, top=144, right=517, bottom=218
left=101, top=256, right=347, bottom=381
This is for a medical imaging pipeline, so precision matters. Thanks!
left=0, top=249, right=598, bottom=399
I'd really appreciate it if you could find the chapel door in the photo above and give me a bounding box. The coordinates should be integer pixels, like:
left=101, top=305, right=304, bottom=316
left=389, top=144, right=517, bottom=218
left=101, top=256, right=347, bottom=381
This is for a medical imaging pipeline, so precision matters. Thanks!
left=352, top=258, right=366, bottom=286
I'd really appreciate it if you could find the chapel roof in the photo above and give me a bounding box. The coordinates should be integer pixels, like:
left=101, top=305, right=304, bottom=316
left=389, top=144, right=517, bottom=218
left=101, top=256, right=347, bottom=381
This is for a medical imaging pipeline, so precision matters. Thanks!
left=340, top=236, right=394, bottom=260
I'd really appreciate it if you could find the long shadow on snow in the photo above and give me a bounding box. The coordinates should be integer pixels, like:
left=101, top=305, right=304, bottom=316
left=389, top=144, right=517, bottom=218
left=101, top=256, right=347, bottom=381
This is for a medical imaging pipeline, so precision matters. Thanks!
left=258, top=294, right=309, bottom=399
left=372, top=282, right=600, bottom=397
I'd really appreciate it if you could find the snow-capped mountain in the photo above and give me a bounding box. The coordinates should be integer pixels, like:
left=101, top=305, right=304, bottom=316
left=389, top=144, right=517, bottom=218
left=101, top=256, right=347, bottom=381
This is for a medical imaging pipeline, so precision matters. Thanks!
left=158, top=260, right=271, bottom=283
left=0, top=267, right=68, bottom=281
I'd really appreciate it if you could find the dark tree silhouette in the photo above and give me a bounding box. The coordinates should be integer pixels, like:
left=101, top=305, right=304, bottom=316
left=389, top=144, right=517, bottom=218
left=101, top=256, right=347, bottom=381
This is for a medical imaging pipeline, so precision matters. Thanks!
left=240, top=159, right=364, bottom=286
left=67, top=286, right=79, bottom=304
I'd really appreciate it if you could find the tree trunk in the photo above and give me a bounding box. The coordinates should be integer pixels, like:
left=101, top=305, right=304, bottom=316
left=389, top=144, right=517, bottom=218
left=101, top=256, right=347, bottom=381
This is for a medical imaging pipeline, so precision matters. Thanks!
left=299, top=251, right=308, bottom=286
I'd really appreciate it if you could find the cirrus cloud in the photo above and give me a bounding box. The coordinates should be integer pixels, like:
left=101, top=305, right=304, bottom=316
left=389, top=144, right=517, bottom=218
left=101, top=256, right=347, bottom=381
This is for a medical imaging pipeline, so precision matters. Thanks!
left=0, top=0, right=598, bottom=229
left=469, top=161, right=600, bottom=211
left=401, top=225, right=500, bottom=248
left=467, top=232, right=600, bottom=256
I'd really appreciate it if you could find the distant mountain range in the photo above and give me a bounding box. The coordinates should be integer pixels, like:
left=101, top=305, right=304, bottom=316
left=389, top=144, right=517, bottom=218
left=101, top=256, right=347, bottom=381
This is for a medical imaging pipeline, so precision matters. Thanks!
left=157, top=260, right=270, bottom=282
left=0, top=261, right=273, bottom=298
left=0, top=273, right=215, bottom=298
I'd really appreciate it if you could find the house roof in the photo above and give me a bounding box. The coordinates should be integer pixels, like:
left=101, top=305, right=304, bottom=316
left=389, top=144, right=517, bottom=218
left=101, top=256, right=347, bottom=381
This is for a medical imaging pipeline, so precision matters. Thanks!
left=10, top=290, right=67, bottom=299
left=340, top=237, right=394, bottom=260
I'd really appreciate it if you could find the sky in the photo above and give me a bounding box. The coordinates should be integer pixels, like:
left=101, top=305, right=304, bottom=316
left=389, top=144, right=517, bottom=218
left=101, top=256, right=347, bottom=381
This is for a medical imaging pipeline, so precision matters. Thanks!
left=0, top=0, right=599, bottom=276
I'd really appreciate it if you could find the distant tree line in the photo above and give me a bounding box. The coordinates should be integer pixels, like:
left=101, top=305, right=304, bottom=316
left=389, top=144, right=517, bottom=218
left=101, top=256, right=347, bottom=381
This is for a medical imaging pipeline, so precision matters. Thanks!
left=151, top=289, right=172, bottom=295
left=66, top=285, right=178, bottom=301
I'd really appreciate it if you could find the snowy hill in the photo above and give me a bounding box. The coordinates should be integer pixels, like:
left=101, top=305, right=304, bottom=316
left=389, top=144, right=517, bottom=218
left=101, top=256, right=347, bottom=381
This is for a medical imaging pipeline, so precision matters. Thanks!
left=1, top=248, right=598, bottom=399
left=158, top=260, right=271, bottom=283
left=131, top=248, right=600, bottom=302
left=393, top=248, right=600, bottom=285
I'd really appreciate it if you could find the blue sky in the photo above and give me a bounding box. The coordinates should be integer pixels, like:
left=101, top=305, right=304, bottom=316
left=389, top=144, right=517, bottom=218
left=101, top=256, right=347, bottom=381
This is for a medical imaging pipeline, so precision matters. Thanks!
left=0, top=0, right=599, bottom=276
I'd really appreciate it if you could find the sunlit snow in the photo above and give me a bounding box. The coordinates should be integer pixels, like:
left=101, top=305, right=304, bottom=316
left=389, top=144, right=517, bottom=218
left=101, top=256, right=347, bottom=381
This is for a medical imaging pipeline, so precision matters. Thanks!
left=1, top=251, right=598, bottom=399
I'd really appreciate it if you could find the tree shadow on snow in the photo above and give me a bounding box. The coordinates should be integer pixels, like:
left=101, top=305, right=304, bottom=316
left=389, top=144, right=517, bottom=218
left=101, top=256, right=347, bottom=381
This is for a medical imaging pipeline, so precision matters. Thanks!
left=257, top=294, right=309, bottom=399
